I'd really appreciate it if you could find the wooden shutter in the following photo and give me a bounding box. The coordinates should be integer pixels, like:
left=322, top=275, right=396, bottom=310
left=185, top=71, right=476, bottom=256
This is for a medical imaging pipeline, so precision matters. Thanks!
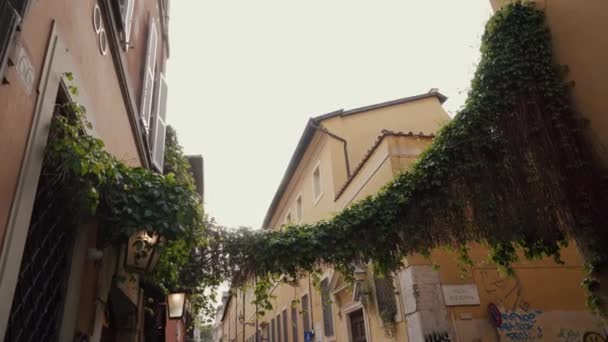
left=151, top=72, right=168, bottom=171
left=124, top=0, right=135, bottom=47
left=140, top=19, right=158, bottom=133
left=320, top=278, right=334, bottom=337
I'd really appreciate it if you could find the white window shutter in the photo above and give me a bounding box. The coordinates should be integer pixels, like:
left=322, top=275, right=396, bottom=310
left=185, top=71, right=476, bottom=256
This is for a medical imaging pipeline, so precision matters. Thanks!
left=124, top=0, right=135, bottom=47
left=140, top=20, right=157, bottom=133
left=151, top=73, right=168, bottom=172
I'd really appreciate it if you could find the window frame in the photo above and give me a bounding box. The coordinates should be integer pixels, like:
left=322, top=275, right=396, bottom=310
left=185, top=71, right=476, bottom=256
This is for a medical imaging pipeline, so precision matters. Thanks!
left=295, top=194, right=303, bottom=223
left=312, top=161, right=323, bottom=205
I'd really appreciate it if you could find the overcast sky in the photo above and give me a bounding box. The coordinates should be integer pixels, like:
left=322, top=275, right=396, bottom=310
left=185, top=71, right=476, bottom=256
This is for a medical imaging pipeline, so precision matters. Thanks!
left=167, top=1, right=493, bottom=230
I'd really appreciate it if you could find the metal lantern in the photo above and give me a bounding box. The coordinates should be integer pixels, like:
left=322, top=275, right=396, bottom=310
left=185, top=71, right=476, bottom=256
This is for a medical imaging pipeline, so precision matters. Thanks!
left=167, top=292, right=187, bottom=320
left=123, top=230, right=161, bottom=273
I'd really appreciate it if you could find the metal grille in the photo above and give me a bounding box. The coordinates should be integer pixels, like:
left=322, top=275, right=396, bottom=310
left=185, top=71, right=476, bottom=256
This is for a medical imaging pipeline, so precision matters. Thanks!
left=374, top=276, right=398, bottom=322
left=5, top=139, right=77, bottom=341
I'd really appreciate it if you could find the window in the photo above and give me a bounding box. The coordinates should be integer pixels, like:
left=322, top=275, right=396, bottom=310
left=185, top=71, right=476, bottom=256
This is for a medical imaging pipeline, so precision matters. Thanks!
left=320, top=278, right=334, bottom=337
left=271, top=318, right=276, bottom=342
left=312, top=164, right=322, bottom=202
left=0, top=2, right=21, bottom=81
left=374, top=276, right=398, bottom=324
left=111, top=0, right=135, bottom=48
left=286, top=211, right=292, bottom=224
left=150, top=72, right=168, bottom=171
left=301, top=294, right=310, bottom=332
left=282, top=309, right=288, bottom=342
left=140, top=19, right=158, bottom=133
left=296, top=195, right=303, bottom=222
left=277, top=313, right=282, bottom=342
left=291, top=307, right=299, bottom=342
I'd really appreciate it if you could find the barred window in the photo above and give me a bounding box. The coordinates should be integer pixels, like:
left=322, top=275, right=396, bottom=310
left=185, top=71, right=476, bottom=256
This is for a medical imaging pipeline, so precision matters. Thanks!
left=375, top=276, right=398, bottom=322
left=320, top=278, right=334, bottom=336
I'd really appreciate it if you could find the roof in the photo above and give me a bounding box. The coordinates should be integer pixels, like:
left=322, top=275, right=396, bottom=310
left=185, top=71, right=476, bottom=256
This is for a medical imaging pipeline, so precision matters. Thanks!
left=261, top=90, right=446, bottom=229
left=334, top=130, right=435, bottom=200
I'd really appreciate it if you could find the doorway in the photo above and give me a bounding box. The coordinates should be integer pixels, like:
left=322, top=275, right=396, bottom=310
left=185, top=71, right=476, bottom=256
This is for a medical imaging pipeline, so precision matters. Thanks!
left=349, top=309, right=367, bottom=342
left=4, top=88, right=78, bottom=341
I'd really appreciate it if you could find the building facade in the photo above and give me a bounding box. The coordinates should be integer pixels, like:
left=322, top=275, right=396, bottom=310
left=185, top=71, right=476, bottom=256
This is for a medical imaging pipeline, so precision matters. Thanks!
left=220, top=91, right=604, bottom=341
left=0, top=0, right=171, bottom=340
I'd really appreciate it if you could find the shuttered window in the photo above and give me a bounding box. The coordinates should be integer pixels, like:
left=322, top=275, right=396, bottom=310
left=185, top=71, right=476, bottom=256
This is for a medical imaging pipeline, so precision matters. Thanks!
left=291, top=307, right=299, bottom=342
left=282, top=309, right=288, bottom=342
left=140, top=19, right=158, bottom=133
left=320, top=278, right=334, bottom=337
left=301, top=294, right=310, bottom=332
left=111, top=0, right=135, bottom=48
left=150, top=72, right=168, bottom=171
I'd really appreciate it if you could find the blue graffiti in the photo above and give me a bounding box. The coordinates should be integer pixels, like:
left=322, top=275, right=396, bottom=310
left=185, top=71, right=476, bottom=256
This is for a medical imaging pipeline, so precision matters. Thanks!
left=498, top=310, right=544, bottom=341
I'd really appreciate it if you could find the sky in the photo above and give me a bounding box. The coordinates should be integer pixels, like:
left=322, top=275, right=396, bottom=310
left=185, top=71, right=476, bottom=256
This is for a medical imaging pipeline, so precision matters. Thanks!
left=167, top=1, right=493, bottom=230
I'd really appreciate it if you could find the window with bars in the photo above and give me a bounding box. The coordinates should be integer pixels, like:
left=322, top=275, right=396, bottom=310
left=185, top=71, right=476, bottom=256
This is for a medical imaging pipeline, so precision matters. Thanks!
left=301, top=294, right=310, bottom=332
left=320, top=278, right=334, bottom=337
left=374, top=276, right=398, bottom=323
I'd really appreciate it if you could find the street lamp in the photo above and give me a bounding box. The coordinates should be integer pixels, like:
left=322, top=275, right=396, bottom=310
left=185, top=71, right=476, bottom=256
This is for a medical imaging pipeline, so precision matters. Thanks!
left=167, top=292, right=187, bottom=319
left=123, top=230, right=162, bottom=273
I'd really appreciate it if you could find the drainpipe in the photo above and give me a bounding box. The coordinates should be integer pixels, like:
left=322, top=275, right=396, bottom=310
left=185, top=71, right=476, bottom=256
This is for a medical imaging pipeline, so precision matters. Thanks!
left=309, top=120, right=351, bottom=177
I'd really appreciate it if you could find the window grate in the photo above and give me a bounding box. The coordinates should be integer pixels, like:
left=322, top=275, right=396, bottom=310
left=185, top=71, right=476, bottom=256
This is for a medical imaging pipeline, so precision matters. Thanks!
left=374, top=276, right=398, bottom=322
left=5, top=158, right=77, bottom=341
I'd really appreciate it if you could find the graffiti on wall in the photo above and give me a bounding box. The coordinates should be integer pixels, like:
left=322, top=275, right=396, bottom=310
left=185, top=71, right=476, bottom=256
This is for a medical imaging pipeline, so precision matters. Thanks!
left=558, top=328, right=582, bottom=342
left=497, top=310, right=544, bottom=341
left=478, top=269, right=524, bottom=311
left=583, top=332, right=607, bottom=342
left=424, top=331, right=451, bottom=342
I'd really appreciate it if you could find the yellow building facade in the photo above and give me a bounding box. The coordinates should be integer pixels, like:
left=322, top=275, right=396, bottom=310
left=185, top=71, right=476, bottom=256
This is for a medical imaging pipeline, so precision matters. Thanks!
left=221, top=91, right=604, bottom=342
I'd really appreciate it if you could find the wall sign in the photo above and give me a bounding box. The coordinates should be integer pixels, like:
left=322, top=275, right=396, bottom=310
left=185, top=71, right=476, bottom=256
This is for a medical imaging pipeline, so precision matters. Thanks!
left=14, top=42, right=35, bottom=95
left=93, top=4, right=108, bottom=56
left=441, top=284, right=480, bottom=306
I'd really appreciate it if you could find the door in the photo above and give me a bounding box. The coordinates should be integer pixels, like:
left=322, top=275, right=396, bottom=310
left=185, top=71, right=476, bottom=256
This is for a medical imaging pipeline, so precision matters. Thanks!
left=349, top=310, right=367, bottom=342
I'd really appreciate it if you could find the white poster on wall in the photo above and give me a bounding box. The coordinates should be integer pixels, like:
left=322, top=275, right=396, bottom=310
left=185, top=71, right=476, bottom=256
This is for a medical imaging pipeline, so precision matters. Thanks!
left=441, top=284, right=481, bottom=306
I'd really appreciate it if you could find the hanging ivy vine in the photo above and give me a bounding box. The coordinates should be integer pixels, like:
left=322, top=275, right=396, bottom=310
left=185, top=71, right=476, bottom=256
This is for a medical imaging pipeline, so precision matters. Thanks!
left=216, top=2, right=608, bottom=314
